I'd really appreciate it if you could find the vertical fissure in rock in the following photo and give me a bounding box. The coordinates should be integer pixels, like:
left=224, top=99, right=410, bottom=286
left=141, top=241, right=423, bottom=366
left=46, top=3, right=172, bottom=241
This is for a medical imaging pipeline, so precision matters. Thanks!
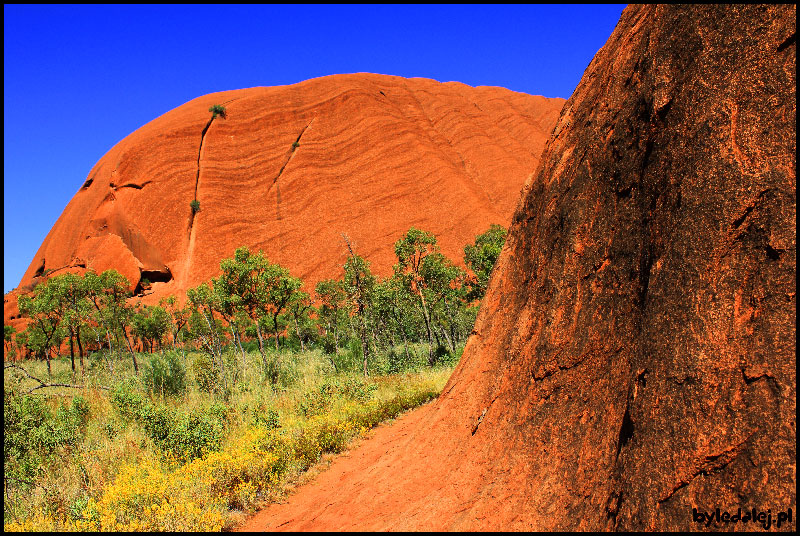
left=183, top=110, right=222, bottom=284
left=616, top=402, right=635, bottom=458
left=272, top=120, right=314, bottom=221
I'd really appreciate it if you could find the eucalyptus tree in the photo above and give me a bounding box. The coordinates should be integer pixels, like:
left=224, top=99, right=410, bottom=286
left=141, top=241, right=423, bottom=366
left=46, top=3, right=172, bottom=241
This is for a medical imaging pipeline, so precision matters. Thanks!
left=186, top=282, right=228, bottom=390
left=84, top=270, right=138, bottom=373
left=53, top=272, right=92, bottom=373
left=131, top=304, right=170, bottom=353
left=315, top=278, right=347, bottom=364
left=393, top=228, right=440, bottom=365
left=463, top=224, right=507, bottom=301
left=214, top=247, right=302, bottom=382
left=342, top=238, right=376, bottom=376
left=17, top=279, right=67, bottom=376
left=158, top=295, right=192, bottom=353
left=287, top=289, right=313, bottom=352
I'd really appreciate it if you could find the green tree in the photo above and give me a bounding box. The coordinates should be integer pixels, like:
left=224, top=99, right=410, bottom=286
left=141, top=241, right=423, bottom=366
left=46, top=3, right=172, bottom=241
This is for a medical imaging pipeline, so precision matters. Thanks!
left=315, top=279, right=347, bottom=366
left=4, top=324, right=17, bottom=356
left=463, top=224, right=507, bottom=300
left=208, top=104, right=227, bottom=119
left=186, top=282, right=228, bottom=391
left=17, top=280, right=66, bottom=376
left=51, top=273, right=92, bottom=374
left=393, top=228, right=439, bottom=365
left=342, top=238, right=376, bottom=376
left=287, top=289, right=313, bottom=352
left=371, top=276, right=417, bottom=365
left=84, top=270, right=138, bottom=373
left=159, top=295, right=192, bottom=352
left=131, top=304, right=170, bottom=354
left=215, top=247, right=301, bottom=378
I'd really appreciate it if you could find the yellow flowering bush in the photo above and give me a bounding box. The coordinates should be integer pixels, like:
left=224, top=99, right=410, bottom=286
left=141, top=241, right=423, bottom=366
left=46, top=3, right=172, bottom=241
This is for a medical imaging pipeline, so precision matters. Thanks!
left=4, top=366, right=450, bottom=532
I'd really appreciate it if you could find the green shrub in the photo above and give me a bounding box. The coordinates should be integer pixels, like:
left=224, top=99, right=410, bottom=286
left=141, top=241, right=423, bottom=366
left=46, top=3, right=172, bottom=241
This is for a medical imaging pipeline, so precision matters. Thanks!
left=190, top=199, right=200, bottom=214
left=4, top=387, right=90, bottom=482
left=208, top=104, right=226, bottom=119
left=110, top=383, right=225, bottom=463
left=142, top=351, right=186, bottom=396
left=165, top=410, right=224, bottom=462
left=192, top=354, right=219, bottom=393
left=250, top=404, right=279, bottom=429
left=299, top=377, right=376, bottom=417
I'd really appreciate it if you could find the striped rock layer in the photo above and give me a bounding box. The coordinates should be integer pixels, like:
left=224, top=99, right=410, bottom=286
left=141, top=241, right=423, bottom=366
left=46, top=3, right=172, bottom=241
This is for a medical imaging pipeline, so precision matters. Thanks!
left=5, top=74, right=564, bottom=332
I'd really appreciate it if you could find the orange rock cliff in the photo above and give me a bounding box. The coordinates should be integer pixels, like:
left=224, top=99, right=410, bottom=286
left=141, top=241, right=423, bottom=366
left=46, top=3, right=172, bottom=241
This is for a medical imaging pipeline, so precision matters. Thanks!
left=4, top=73, right=565, bottom=335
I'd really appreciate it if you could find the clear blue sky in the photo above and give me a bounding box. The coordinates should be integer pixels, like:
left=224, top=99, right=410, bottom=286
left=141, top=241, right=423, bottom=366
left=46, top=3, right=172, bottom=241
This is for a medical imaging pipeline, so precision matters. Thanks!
left=3, top=4, right=626, bottom=293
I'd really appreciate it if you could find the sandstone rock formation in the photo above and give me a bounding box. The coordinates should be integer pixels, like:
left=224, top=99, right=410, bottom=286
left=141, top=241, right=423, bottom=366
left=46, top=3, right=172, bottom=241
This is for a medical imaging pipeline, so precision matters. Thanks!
left=240, top=4, right=796, bottom=531
left=4, top=74, right=564, bottom=335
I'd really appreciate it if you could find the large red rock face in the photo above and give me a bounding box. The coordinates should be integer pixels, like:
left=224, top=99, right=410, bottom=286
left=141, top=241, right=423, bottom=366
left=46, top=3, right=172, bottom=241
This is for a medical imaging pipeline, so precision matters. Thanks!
left=5, top=74, right=564, bottom=333
left=241, top=4, right=796, bottom=531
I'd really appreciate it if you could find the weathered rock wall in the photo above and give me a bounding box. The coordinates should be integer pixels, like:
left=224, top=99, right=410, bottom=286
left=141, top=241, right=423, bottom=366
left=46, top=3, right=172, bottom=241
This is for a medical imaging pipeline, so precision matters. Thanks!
left=5, top=74, right=564, bottom=339
left=242, top=4, right=796, bottom=531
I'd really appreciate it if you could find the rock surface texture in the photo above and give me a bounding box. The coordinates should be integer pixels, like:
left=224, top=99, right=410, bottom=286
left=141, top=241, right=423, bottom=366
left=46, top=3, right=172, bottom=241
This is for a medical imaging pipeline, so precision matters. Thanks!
left=5, top=74, right=564, bottom=334
left=240, top=4, right=796, bottom=531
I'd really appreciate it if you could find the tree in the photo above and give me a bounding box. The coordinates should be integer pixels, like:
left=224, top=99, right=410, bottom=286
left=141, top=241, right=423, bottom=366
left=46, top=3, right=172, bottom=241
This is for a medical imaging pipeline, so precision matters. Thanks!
left=131, top=304, right=170, bottom=354
left=159, top=296, right=192, bottom=352
left=51, top=273, right=91, bottom=374
left=84, top=270, right=138, bottom=373
left=4, top=324, right=17, bottom=356
left=315, top=279, right=347, bottom=366
left=215, top=247, right=302, bottom=376
left=342, top=237, right=376, bottom=376
left=371, top=276, right=417, bottom=364
left=419, top=252, right=466, bottom=355
left=186, top=282, right=228, bottom=391
left=286, top=290, right=312, bottom=352
left=208, top=104, right=227, bottom=119
left=17, top=280, right=66, bottom=376
left=393, top=228, right=439, bottom=365
left=463, top=224, right=507, bottom=301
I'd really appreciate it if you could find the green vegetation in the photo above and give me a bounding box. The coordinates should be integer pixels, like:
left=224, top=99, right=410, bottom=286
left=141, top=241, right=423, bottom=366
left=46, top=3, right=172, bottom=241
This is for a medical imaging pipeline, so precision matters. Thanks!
left=4, top=224, right=506, bottom=531
left=190, top=199, right=201, bottom=213
left=208, top=104, right=226, bottom=120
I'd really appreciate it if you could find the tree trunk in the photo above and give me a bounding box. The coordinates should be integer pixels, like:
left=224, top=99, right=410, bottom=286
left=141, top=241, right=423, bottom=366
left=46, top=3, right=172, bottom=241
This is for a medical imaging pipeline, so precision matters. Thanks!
left=255, top=322, right=269, bottom=377
left=69, top=330, right=76, bottom=373
left=295, top=318, right=305, bottom=351
left=76, top=324, right=85, bottom=374
left=418, top=295, right=435, bottom=366
left=125, top=333, right=139, bottom=374
left=273, top=312, right=281, bottom=350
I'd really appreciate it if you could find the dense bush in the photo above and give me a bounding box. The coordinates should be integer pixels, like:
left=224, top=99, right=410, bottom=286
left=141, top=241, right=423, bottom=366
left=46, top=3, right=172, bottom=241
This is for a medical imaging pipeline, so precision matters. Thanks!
left=110, top=383, right=224, bottom=463
left=192, top=354, right=220, bottom=393
left=4, top=387, right=90, bottom=483
left=142, top=351, right=186, bottom=396
left=299, top=377, right=377, bottom=417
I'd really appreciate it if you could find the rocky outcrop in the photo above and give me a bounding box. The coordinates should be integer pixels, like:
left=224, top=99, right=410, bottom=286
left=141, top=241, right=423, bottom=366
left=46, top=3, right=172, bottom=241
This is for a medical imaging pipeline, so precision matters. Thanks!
left=5, top=74, right=564, bottom=336
left=241, top=4, right=796, bottom=531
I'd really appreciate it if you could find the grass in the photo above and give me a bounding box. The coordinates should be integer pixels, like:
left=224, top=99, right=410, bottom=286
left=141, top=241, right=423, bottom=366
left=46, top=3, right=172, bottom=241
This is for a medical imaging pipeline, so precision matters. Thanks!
left=3, top=345, right=455, bottom=531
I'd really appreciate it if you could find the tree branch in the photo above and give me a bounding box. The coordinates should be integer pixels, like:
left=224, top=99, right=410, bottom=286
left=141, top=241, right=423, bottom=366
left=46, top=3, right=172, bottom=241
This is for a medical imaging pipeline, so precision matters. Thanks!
left=4, top=363, right=108, bottom=392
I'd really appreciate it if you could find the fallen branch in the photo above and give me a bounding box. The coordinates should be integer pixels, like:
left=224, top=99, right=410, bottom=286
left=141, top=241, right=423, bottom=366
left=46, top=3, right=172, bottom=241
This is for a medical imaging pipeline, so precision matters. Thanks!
left=4, top=363, right=109, bottom=393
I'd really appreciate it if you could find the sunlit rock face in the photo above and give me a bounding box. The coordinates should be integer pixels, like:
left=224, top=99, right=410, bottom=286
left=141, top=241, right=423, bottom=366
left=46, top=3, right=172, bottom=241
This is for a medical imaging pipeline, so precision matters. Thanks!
left=5, top=73, right=564, bottom=340
left=240, top=4, right=796, bottom=531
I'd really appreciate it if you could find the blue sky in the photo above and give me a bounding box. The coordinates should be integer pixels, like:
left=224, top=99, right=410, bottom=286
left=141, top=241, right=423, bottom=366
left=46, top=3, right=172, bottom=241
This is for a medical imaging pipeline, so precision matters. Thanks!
left=3, top=4, right=626, bottom=293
